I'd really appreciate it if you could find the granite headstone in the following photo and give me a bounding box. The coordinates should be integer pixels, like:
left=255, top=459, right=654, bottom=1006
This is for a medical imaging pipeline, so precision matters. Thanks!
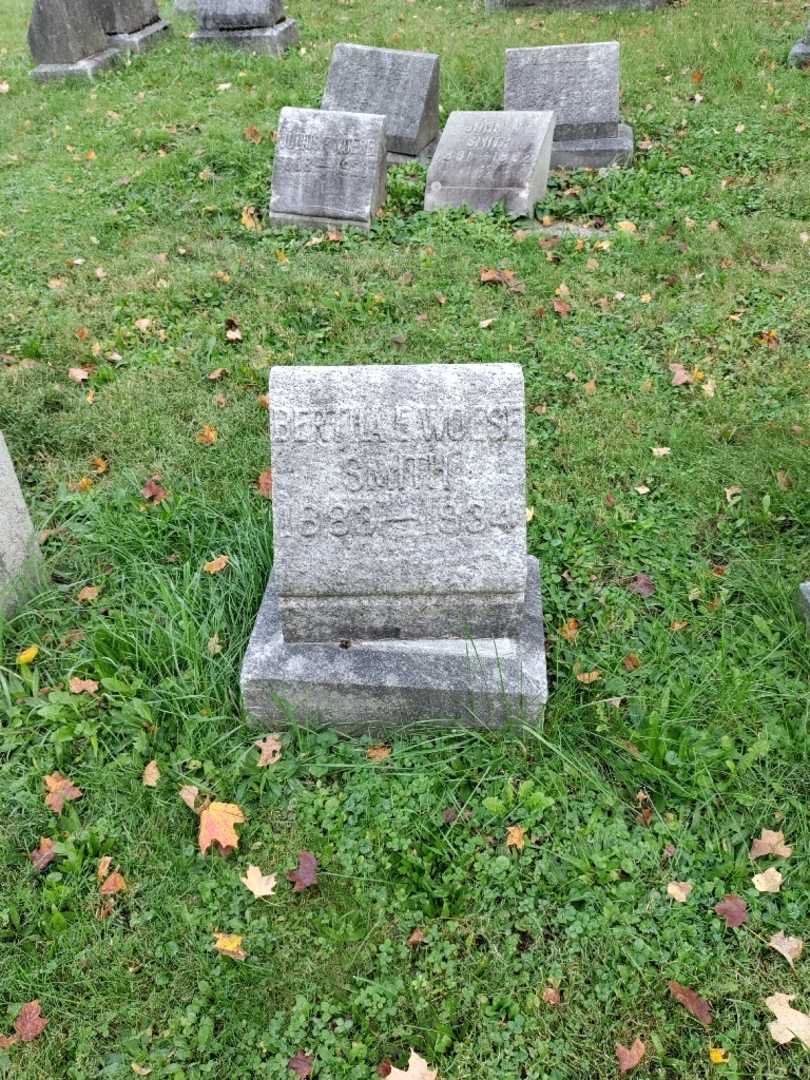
left=269, top=107, right=387, bottom=231
left=0, top=433, right=42, bottom=618
left=795, top=582, right=810, bottom=634
left=505, top=42, right=633, bottom=168
left=241, top=363, right=548, bottom=730
left=424, top=110, right=555, bottom=218
left=28, top=0, right=120, bottom=81
left=96, top=0, right=171, bottom=53
left=192, top=0, right=298, bottom=53
left=322, top=44, right=440, bottom=163
left=789, top=23, right=810, bottom=68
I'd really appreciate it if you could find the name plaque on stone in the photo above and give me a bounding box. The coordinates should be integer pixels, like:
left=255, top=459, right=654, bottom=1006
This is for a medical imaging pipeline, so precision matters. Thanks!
left=269, top=108, right=387, bottom=232
left=271, top=364, right=527, bottom=642
left=424, top=110, right=555, bottom=218
left=321, top=44, right=440, bottom=163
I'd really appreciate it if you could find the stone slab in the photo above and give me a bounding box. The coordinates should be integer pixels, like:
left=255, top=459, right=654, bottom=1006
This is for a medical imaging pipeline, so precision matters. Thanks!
left=269, top=108, right=387, bottom=231
left=108, top=19, right=172, bottom=53
left=241, top=557, right=547, bottom=732
left=31, top=48, right=121, bottom=82
left=424, top=110, right=555, bottom=218
left=96, top=0, right=160, bottom=34
left=488, top=0, right=664, bottom=10
left=269, top=363, right=527, bottom=642
left=387, top=137, right=438, bottom=167
left=789, top=37, right=810, bottom=69
left=0, top=433, right=42, bottom=619
left=505, top=42, right=620, bottom=141
left=795, top=583, right=810, bottom=634
left=174, top=0, right=197, bottom=12
left=28, top=0, right=109, bottom=66
left=551, top=122, right=633, bottom=169
left=197, top=0, right=286, bottom=29
left=191, top=19, right=297, bottom=54
left=322, top=44, right=440, bottom=158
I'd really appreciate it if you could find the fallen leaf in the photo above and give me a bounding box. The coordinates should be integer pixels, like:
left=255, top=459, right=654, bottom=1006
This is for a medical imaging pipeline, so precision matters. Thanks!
left=14, top=1001, right=48, bottom=1043
left=764, top=993, right=810, bottom=1049
left=29, top=837, right=56, bottom=872
left=667, top=881, right=692, bottom=903
left=407, top=928, right=426, bottom=946
left=623, top=653, right=641, bottom=671
left=616, top=1038, right=646, bottom=1074
left=287, top=850, right=318, bottom=892
left=669, top=620, right=689, bottom=632
left=141, top=476, right=169, bottom=504
left=203, top=554, right=229, bottom=574
left=479, top=267, right=522, bottom=291
left=196, top=424, right=218, bottom=446
left=207, top=633, right=223, bottom=656
left=769, top=931, right=803, bottom=969
left=367, top=745, right=392, bottom=762
left=69, top=676, right=98, bottom=695
left=627, top=573, right=656, bottom=597
left=709, top=1047, right=728, bottom=1064
left=68, top=366, right=89, bottom=383
left=506, top=825, right=526, bottom=850
left=213, top=932, right=246, bottom=960
left=616, top=220, right=638, bottom=233
left=257, top=469, right=273, bottom=498
left=48, top=277, right=66, bottom=290
left=199, top=801, right=245, bottom=855
left=225, top=317, right=242, bottom=343
left=776, top=470, right=791, bottom=491
left=479, top=318, right=495, bottom=329
left=668, top=980, right=712, bottom=1025
left=241, top=865, right=277, bottom=898
left=753, top=867, right=783, bottom=894
left=750, top=829, right=792, bottom=860
left=559, top=617, right=579, bottom=642
left=584, top=379, right=597, bottom=396
left=142, top=760, right=160, bottom=787
left=542, top=987, right=561, bottom=1005
left=179, top=785, right=200, bottom=812
left=77, top=585, right=99, bottom=603
left=388, top=1051, right=438, bottom=1080
left=553, top=297, right=572, bottom=317
left=97, top=855, right=112, bottom=882
left=91, top=457, right=108, bottom=475
left=724, top=485, right=742, bottom=504
left=255, top=734, right=282, bottom=767
left=243, top=125, right=263, bottom=145
left=16, top=645, right=39, bottom=665
left=0, top=81, right=9, bottom=94
left=131, top=1064, right=153, bottom=1075
left=651, top=446, right=671, bottom=457
left=714, top=894, right=748, bottom=928
left=241, top=205, right=262, bottom=232
left=575, top=669, right=601, bottom=684
left=669, top=363, right=692, bottom=386
left=634, top=484, right=650, bottom=495
left=288, top=1054, right=314, bottom=1078
left=44, top=772, right=83, bottom=813
left=100, top=870, right=126, bottom=895
left=207, top=367, right=227, bottom=381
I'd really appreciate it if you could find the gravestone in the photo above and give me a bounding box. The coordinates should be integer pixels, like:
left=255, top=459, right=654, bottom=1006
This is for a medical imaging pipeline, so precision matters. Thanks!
left=28, top=0, right=120, bottom=82
left=424, top=110, right=555, bottom=218
left=0, top=433, right=42, bottom=618
left=505, top=42, right=633, bottom=168
left=789, top=23, right=810, bottom=68
left=96, top=0, right=171, bottom=54
left=487, top=0, right=664, bottom=10
left=322, top=44, right=440, bottom=164
left=241, top=363, right=548, bottom=730
left=796, top=583, right=810, bottom=634
left=269, top=108, right=387, bottom=231
left=175, top=0, right=198, bottom=11
left=192, top=0, right=298, bottom=54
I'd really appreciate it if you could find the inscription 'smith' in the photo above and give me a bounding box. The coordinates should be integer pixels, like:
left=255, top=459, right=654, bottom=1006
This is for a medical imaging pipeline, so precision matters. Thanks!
left=270, top=364, right=527, bottom=642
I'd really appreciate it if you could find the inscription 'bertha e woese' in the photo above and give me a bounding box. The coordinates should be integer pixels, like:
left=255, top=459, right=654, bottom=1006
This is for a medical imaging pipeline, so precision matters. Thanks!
left=269, top=364, right=528, bottom=642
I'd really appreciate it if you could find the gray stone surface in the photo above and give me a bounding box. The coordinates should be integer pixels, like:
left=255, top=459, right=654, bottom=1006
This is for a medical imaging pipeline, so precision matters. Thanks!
left=30, top=49, right=121, bottom=82
left=487, top=0, right=664, bottom=10
left=174, top=0, right=197, bottom=12
left=241, top=557, right=547, bottom=732
left=424, top=110, right=555, bottom=218
left=322, top=45, right=440, bottom=159
left=505, top=42, right=633, bottom=169
left=28, top=0, right=110, bottom=66
left=269, top=363, right=527, bottom=642
left=197, top=0, right=286, bottom=29
left=796, top=583, right=810, bottom=634
left=269, top=108, right=387, bottom=231
left=108, top=20, right=172, bottom=53
left=0, top=433, right=42, bottom=619
left=191, top=19, right=296, bottom=53
left=96, top=0, right=160, bottom=34
left=789, top=25, right=810, bottom=68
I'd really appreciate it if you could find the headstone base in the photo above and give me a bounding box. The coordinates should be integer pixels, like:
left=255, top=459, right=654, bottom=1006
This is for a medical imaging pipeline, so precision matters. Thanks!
left=789, top=41, right=810, bottom=68
left=241, top=557, right=548, bottom=732
left=108, top=19, right=171, bottom=53
left=190, top=19, right=298, bottom=55
left=387, top=137, right=438, bottom=167
left=795, top=582, right=810, bottom=634
left=551, top=122, right=633, bottom=170
left=269, top=210, right=375, bottom=232
left=30, top=47, right=120, bottom=82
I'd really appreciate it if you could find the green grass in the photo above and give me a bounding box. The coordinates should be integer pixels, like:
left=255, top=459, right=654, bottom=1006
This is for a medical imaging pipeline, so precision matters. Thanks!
left=1, top=0, right=810, bottom=1075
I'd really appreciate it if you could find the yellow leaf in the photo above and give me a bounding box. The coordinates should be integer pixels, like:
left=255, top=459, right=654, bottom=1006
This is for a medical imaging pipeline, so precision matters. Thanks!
left=616, top=220, right=638, bottom=233
left=241, top=205, right=262, bottom=232
left=16, top=645, right=39, bottom=665
left=213, top=932, right=246, bottom=960
left=709, top=1047, right=728, bottom=1064
left=506, top=825, right=526, bottom=850
left=199, top=801, right=245, bottom=854
left=559, top=618, right=579, bottom=642
left=203, top=554, right=230, bottom=575
left=240, top=865, right=277, bottom=898
left=196, top=424, right=218, bottom=446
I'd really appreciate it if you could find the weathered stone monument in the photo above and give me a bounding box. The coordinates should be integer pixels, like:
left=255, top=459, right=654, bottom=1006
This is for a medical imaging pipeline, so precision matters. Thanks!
left=192, top=0, right=298, bottom=55
left=487, top=0, right=664, bottom=10
left=97, top=0, right=171, bottom=53
left=424, top=110, right=555, bottom=218
left=241, top=363, right=547, bottom=730
left=0, top=433, right=42, bottom=619
left=789, top=23, right=810, bottom=68
left=796, top=583, right=810, bottom=634
left=505, top=42, right=633, bottom=168
left=28, top=0, right=120, bottom=82
left=269, top=108, right=387, bottom=231
left=322, top=45, right=440, bottom=164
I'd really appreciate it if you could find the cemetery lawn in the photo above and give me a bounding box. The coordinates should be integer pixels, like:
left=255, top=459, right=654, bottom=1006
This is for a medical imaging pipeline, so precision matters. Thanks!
left=1, top=0, right=810, bottom=1075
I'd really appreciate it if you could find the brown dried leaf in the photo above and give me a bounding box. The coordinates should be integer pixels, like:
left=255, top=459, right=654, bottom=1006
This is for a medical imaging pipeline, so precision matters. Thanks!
left=752, top=867, right=782, bottom=894
left=255, top=734, right=282, bottom=767
left=69, top=676, right=98, bottom=695
left=714, top=894, right=748, bottom=928
left=243, top=125, right=263, bottom=145
left=30, top=837, right=56, bottom=872
left=203, top=554, right=229, bottom=574
left=196, top=424, right=218, bottom=446
left=764, top=993, right=810, bottom=1049
left=406, top=928, right=426, bottom=947
left=141, top=476, right=169, bottom=504
left=768, top=931, right=804, bottom=969
left=505, top=825, right=526, bottom=850
left=44, top=772, right=83, bottom=813
left=750, top=829, right=792, bottom=860
left=179, top=784, right=200, bottom=812
left=287, top=850, right=318, bottom=892
left=553, top=297, right=572, bottom=318
left=669, top=363, right=692, bottom=386
left=615, top=1038, right=646, bottom=1074
left=667, top=881, right=692, bottom=903
left=68, top=366, right=89, bottom=383
left=288, top=1053, right=314, bottom=1077
left=100, top=870, right=126, bottom=895
left=559, top=617, right=579, bottom=642
left=623, top=653, right=641, bottom=671
left=575, top=669, right=601, bottom=684
left=241, top=205, right=262, bottom=232
left=257, top=469, right=273, bottom=499
left=240, top=864, right=277, bottom=898
left=367, top=745, right=392, bottom=762
left=14, top=1001, right=48, bottom=1043
left=627, top=573, right=656, bottom=597
left=142, top=760, right=160, bottom=787
left=668, top=980, right=712, bottom=1025
left=542, top=986, right=561, bottom=1005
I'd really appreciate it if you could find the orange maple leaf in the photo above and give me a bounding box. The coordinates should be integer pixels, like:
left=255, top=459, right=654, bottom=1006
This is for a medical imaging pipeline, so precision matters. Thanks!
left=199, top=801, right=245, bottom=855
left=44, top=772, right=83, bottom=813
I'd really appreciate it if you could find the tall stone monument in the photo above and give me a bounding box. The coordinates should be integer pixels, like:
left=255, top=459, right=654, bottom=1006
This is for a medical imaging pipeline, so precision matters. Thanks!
left=487, top=0, right=664, bottom=10
left=28, top=0, right=120, bottom=82
left=241, top=363, right=548, bottom=730
left=505, top=42, right=633, bottom=168
left=96, top=0, right=171, bottom=53
left=322, top=45, right=440, bottom=164
left=0, top=433, right=42, bottom=618
left=424, top=110, right=555, bottom=218
left=269, top=108, right=388, bottom=232
left=192, top=0, right=298, bottom=55
left=789, top=23, right=810, bottom=68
